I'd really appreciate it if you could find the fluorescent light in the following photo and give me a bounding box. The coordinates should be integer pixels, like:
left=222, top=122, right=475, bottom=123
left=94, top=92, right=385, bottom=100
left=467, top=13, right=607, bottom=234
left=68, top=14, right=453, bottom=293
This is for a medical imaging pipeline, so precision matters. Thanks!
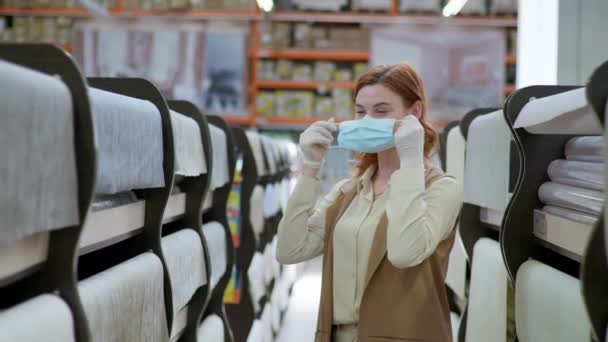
left=257, top=0, right=274, bottom=12
left=442, top=0, right=468, bottom=17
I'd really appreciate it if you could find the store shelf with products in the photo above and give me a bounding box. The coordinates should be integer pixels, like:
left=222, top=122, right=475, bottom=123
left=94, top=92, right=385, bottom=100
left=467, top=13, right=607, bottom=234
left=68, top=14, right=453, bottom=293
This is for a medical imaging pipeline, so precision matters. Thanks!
left=255, top=49, right=369, bottom=61
left=256, top=80, right=356, bottom=90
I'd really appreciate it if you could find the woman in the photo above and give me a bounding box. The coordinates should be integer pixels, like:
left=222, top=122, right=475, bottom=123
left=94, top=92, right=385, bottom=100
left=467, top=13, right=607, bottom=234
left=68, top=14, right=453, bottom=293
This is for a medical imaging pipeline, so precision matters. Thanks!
left=276, top=63, right=463, bottom=342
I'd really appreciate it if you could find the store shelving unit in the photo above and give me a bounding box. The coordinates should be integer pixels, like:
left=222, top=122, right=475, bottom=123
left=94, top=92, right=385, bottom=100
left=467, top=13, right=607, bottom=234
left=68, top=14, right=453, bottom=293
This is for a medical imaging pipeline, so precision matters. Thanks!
left=0, top=0, right=517, bottom=128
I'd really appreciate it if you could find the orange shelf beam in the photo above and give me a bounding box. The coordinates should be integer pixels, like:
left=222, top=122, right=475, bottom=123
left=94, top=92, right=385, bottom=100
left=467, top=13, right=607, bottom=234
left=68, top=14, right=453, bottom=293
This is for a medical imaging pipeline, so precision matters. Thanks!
left=504, top=84, right=516, bottom=95
left=113, top=9, right=257, bottom=19
left=223, top=115, right=255, bottom=125
left=0, top=7, right=91, bottom=16
left=256, top=49, right=369, bottom=61
left=505, top=55, right=516, bottom=65
left=256, top=80, right=356, bottom=90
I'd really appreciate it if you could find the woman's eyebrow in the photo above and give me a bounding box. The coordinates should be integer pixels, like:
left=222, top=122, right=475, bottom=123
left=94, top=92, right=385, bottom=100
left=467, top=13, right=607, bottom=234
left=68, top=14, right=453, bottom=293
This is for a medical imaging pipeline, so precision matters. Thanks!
left=373, top=102, right=392, bottom=108
left=355, top=104, right=366, bottom=109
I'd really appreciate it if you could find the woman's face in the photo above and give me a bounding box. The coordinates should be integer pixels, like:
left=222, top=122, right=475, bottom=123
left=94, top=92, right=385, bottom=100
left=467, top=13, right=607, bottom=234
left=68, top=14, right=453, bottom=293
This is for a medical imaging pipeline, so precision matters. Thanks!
left=355, top=84, right=421, bottom=120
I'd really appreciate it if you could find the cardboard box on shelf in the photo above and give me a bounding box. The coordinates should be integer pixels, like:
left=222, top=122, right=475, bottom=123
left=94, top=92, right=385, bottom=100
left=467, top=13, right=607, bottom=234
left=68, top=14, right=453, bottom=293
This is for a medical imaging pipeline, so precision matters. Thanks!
left=293, top=23, right=313, bottom=49
left=294, top=91, right=314, bottom=118
left=256, top=91, right=275, bottom=117
left=315, top=96, right=334, bottom=118
left=311, top=26, right=333, bottom=50
left=352, top=0, right=392, bottom=11
left=329, top=26, right=369, bottom=51
left=258, top=60, right=277, bottom=80
left=354, top=62, right=368, bottom=80
left=293, top=63, right=313, bottom=81
left=333, top=68, right=353, bottom=81
left=276, top=59, right=294, bottom=80
left=313, top=61, right=337, bottom=82
left=272, top=22, right=292, bottom=49
left=333, top=89, right=354, bottom=119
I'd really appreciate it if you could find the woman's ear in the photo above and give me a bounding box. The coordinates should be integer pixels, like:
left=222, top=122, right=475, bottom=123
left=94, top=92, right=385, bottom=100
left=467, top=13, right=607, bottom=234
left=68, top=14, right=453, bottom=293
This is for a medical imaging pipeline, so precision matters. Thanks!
left=411, top=101, right=423, bottom=119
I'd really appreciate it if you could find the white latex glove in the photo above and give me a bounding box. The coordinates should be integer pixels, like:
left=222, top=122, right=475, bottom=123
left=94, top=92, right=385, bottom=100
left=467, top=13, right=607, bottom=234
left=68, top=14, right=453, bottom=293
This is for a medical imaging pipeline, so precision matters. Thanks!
left=394, top=115, right=425, bottom=167
left=298, top=119, right=337, bottom=169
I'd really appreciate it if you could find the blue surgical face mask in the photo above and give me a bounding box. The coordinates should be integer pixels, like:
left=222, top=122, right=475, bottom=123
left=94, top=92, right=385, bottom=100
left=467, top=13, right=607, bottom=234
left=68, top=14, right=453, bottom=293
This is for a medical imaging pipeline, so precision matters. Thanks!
left=337, top=117, right=396, bottom=153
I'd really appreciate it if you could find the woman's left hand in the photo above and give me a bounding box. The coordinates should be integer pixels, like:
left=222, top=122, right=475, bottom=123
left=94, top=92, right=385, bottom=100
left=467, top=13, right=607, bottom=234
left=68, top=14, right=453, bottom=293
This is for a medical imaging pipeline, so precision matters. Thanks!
left=394, top=115, right=424, bottom=166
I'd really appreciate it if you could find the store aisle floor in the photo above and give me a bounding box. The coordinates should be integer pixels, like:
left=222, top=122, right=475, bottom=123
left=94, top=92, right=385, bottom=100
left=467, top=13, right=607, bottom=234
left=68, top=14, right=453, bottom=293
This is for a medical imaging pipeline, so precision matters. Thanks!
left=276, top=257, right=322, bottom=342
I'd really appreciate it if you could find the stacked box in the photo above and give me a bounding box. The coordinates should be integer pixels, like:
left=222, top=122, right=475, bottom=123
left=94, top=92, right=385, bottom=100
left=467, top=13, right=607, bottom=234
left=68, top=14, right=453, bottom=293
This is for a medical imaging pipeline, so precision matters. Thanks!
left=333, top=68, right=353, bottom=81
left=313, top=61, right=336, bottom=81
left=354, top=63, right=368, bottom=80
left=329, top=26, right=369, bottom=51
left=311, top=26, right=332, bottom=50
left=275, top=60, right=293, bottom=80
left=352, top=0, right=392, bottom=11
left=258, top=60, right=276, bottom=80
left=293, top=23, right=313, bottom=49
left=256, top=91, right=275, bottom=117
left=333, top=89, right=353, bottom=119
left=315, top=96, right=334, bottom=118
left=292, top=64, right=312, bottom=81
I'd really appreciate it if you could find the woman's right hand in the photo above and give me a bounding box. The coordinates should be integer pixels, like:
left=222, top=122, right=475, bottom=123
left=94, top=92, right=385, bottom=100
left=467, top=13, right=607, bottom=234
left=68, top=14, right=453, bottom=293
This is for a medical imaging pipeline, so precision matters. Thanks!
left=298, top=119, right=337, bottom=170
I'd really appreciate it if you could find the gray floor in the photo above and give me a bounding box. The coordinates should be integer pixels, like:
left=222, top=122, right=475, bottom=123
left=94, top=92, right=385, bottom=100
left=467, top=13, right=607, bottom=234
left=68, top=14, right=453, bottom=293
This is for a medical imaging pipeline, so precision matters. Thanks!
left=275, top=258, right=322, bottom=342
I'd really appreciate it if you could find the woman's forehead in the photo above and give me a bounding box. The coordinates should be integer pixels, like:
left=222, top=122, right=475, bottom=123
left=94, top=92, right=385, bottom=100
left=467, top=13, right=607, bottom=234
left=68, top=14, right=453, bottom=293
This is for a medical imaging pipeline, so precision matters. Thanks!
left=355, top=84, right=402, bottom=106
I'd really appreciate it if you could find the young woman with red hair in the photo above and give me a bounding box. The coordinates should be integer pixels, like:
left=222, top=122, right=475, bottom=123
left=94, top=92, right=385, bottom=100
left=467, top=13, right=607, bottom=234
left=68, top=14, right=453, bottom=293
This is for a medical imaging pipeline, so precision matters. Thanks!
left=277, top=63, right=463, bottom=342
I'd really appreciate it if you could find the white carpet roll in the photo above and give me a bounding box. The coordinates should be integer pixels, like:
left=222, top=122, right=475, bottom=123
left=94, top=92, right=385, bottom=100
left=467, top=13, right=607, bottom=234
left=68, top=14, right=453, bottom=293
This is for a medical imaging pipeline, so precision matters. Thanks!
left=263, top=243, right=275, bottom=286
left=548, top=159, right=603, bottom=191
left=91, top=191, right=138, bottom=211
left=538, top=182, right=603, bottom=216
left=261, top=136, right=278, bottom=175
left=197, top=314, right=225, bottom=342
left=170, top=110, right=207, bottom=177
left=0, top=60, right=79, bottom=246
left=247, top=320, right=263, bottom=342
left=465, top=238, right=508, bottom=342
left=463, top=110, right=512, bottom=211
left=0, top=294, right=75, bottom=342
left=261, top=305, right=273, bottom=342
left=270, top=287, right=281, bottom=333
left=445, top=231, right=467, bottom=301
left=248, top=252, right=266, bottom=314
left=263, top=184, right=280, bottom=219
left=271, top=237, right=281, bottom=280
left=446, top=125, right=466, bottom=184
left=513, top=87, right=602, bottom=135
left=542, top=205, right=598, bottom=225
left=515, top=260, right=590, bottom=342
left=565, top=136, right=604, bottom=162
left=250, top=185, right=265, bottom=243
left=209, top=124, right=230, bottom=190
left=89, top=87, right=165, bottom=194
left=79, top=252, right=168, bottom=342
left=162, top=228, right=207, bottom=314
left=246, top=131, right=266, bottom=177
left=202, top=221, right=228, bottom=290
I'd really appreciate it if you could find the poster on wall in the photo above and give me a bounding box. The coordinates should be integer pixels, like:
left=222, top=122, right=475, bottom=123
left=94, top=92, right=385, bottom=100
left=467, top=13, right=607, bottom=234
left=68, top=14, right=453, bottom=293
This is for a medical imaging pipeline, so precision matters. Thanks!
left=371, top=25, right=505, bottom=125
left=201, top=28, right=248, bottom=116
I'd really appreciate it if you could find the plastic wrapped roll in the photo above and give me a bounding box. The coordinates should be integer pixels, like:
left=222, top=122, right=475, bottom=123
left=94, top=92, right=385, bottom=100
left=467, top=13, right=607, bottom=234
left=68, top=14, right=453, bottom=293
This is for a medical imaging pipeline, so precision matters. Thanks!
left=565, top=136, right=603, bottom=162
left=170, top=110, right=207, bottom=177
left=538, top=182, right=603, bottom=216
left=547, top=160, right=603, bottom=191
left=542, top=205, right=597, bottom=225
left=208, top=124, right=230, bottom=190
left=92, top=191, right=138, bottom=211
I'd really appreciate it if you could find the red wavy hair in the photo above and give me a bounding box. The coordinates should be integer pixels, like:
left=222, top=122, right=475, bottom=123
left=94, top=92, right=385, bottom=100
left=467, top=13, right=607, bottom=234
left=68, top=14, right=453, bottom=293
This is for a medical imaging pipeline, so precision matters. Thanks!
left=353, top=63, right=437, bottom=176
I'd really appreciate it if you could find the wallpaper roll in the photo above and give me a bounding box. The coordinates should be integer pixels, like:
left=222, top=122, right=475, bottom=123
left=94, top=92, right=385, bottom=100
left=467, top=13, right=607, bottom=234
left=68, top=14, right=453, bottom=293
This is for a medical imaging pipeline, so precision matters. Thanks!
left=260, top=304, right=273, bottom=342
left=247, top=320, right=263, bottom=342
left=446, top=126, right=466, bottom=184
left=196, top=314, right=224, bottom=342
left=248, top=252, right=265, bottom=314
left=0, top=294, right=75, bottom=342
left=515, top=260, right=590, bottom=342
left=445, top=230, right=467, bottom=300
left=209, top=124, right=230, bottom=190
left=79, top=252, right=168, bottom=342
left=271, top=236, right=281, bottom=281
left=161, top=228, right=207, bottom=314
left=513, top=88, right=602, bottom=135
left=89, top=87, right=165, bottom=194
left=91, top=191, right=138, bottom=211
left=246, top=131, right=266, bottom=177
left=250, top=185, right=265, bottom=243
left=263, top=184, right=280, bottom=219
left=464, top=110, right=512, bottom=211
left=538, top=182, right=603, bottom=216
left=465, top=238, right=508, bottom=342
left=542, top=205, right=598, bottom=225
left=170, top=110, right=207, bottom=177
left=547, top=159, right=603, bottom=191
left=263, top=243, right=275, bottom=286
left=202, top=221, right=228, bottom=291
left=261, top=136, right=278, bottom=175
left=565, top=136, right=604, bottom=162
left=0, top=60, right=79, bottom=246
left=270, top=287, right=281, bottom=333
